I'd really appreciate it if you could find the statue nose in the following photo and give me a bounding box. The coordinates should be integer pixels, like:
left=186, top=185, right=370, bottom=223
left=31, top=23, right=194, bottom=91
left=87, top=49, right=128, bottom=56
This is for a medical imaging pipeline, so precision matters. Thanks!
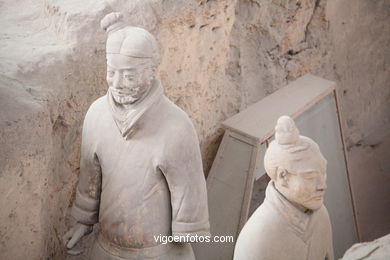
left=113, top=74, right=122, bottom=89
left=317, top=174, right=327, bottom=191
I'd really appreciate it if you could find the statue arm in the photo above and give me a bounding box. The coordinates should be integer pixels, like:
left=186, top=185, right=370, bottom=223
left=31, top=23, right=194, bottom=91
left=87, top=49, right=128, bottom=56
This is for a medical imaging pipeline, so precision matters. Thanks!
left=64, top=111, right=102, bottom=253
left=70, top=121, right=102, bottom=225
left=160, top=122, right=210, bottom=238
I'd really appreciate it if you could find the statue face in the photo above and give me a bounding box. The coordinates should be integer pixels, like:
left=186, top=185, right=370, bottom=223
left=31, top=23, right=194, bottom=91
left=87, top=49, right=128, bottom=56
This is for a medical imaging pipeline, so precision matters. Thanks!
left=106, top=54, right=153, bottom=104
left=275, top=154, right=327, bottom=211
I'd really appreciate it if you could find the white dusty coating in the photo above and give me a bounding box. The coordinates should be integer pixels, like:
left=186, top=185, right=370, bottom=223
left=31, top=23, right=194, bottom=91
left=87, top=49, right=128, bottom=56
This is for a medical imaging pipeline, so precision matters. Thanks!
left=100, top=12, right=124, bottom=34
left=72, top=84, right=209, bottom=259
left=63, top=12, right=209, bottom=260
left=0, top=0, right=389, bottom=259
left=341, top=233, right=390, bottom=260
left=264, top=115, right=326, bottom=181
left=274, top=115, right=300, bottom=145
left=234, top=116, right=333, bottom=260
left=102, top=12, right=159, bottom=61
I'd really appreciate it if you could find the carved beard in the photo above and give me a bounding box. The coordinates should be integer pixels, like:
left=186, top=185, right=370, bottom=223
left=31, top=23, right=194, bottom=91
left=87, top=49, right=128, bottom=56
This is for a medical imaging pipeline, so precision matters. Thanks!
left=109, top=87, right=139, bottom=104
left=109, top=81, right=151, bottom=105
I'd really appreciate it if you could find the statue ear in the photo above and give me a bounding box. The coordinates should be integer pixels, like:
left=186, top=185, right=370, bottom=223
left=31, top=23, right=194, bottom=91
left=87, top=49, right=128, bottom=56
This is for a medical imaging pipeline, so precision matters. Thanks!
left=276, top=167, right=289, bottom=187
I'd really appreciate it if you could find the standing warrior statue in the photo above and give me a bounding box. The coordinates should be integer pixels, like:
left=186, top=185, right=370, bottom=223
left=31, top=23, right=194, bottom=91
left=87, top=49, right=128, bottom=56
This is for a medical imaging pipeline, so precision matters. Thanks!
left=234, top=115, right=334, bottom=260
left=64, top=12, right=210, bottom=260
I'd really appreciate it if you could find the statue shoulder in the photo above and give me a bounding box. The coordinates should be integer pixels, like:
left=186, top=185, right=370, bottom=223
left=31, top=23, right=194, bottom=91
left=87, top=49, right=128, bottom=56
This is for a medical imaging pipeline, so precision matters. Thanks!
left=81, top=95, right=108, bottom=130
left=236, top=203, right=280, bottom=247
left=158, top=97, right=196, bottom=133
left=84, top=96, right=107, bottom=118
left=235, top=209, right=282, bottom=260
left=315, top=205, right=333, bottom=236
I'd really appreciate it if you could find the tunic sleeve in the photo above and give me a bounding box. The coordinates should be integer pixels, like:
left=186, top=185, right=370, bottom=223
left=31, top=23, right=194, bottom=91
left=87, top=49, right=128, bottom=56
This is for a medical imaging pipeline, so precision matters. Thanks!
left=322, top=206, right=335, bottom=260
left=70, top=108, right=102, bottom=225
left=326, top=219, right=334, bottom=260
left=160, top=120, right=210, bottom=237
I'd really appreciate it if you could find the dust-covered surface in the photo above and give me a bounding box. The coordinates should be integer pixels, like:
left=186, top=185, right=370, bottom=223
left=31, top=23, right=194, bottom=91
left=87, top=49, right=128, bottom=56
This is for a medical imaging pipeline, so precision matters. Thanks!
left=0, top=0, right=388, bottom=259
left=341, top=233, right=390, bottom=260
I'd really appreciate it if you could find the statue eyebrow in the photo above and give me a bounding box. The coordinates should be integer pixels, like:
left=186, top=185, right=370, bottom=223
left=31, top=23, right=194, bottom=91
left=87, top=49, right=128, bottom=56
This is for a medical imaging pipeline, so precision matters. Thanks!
left=286, top=169, right=316, bottom=175
left=286, top=170, right=317, bottom=177
left=106, top=64, right=137, bottom=71
left=300, top=171, right=317, bottom=175
left=300, top=170, right=326, bottom=177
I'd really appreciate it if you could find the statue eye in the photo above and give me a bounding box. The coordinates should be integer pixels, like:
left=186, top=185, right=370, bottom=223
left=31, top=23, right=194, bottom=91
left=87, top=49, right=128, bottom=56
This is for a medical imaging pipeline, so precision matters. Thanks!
left=107, top=71, right=114, bottom=77
left=124, top=74, right=135, bottom=80
left=301, top=172, right=317, bottom=180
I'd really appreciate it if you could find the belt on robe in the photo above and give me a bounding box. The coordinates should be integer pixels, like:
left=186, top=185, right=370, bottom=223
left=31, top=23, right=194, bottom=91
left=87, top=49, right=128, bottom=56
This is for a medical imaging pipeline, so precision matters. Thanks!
left=97, top=233, right=173, bottom=259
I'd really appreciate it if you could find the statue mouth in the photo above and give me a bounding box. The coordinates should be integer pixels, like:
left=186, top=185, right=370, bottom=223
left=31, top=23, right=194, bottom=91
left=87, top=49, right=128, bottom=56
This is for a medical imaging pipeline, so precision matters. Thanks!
left=311, top=195, right=324, bottom=201
left=111, top=87, right=140, bottom=97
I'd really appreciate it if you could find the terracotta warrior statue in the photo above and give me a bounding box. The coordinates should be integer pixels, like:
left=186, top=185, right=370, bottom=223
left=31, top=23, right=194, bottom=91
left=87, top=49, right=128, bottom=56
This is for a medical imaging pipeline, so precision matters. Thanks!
left=234, top=116, right=334, bottom=260
left=63, top=12, right=210, bottom=260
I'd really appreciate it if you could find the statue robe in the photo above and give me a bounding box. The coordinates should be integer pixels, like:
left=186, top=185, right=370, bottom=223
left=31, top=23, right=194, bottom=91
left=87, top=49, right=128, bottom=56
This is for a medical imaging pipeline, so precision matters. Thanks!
left=71, top=81, right=210, bottom=260
left=234, top=181, right=334, bottom=260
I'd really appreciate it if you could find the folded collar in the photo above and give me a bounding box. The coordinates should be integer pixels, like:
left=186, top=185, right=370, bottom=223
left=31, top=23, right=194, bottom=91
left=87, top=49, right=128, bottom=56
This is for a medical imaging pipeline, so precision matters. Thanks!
left=107, top=79, right=164, bottom=139
left=265, top=181, right=319, bottom=242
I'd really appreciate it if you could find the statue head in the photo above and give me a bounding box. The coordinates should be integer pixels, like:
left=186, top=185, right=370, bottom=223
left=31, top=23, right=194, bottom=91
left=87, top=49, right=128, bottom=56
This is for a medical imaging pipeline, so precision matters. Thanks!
left=264, top=116, right=327, bottom=211
left=101, top=12, right=159, bottom=104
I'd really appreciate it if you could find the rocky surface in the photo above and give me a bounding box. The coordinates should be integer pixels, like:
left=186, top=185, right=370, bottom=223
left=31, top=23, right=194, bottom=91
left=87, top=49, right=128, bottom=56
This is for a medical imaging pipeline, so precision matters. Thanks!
left=326, top=0, right=390, bottom=242
left=0, top=0, right=388, bottom=259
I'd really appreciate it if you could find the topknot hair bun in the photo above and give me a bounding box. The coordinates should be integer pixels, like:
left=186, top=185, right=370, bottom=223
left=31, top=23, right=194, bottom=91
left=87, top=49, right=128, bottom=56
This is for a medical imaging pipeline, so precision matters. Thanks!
left=274, top=115, right=300, bottom=145
left=101, top=12, right=124, bottom=34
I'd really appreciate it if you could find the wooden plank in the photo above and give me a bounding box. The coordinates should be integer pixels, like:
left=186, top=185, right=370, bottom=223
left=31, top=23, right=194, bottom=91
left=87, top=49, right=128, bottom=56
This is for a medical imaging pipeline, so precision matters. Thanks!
left=222, top=74, right=335, bottom=143
left=198, top=132, right=255, bottom=260
left=334, top=89, right=361, bottom=242
left=238, top=143, right=259, bottom=233
left=206, top=131, right=231, bottom=188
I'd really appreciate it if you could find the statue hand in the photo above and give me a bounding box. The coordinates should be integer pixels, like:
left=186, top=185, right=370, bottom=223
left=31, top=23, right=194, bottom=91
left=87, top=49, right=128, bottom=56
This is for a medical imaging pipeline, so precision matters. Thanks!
left=63, top=223, right=93, bottom=255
